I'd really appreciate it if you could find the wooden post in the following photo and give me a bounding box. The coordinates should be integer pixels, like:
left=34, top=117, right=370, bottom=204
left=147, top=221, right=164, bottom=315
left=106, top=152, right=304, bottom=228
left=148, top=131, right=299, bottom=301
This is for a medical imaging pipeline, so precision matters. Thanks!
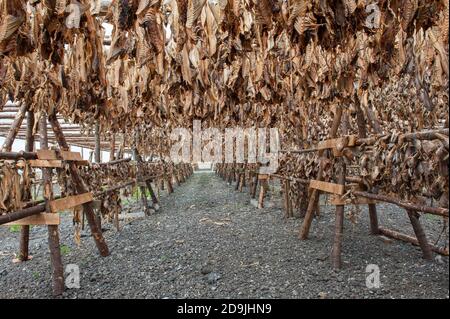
left=283, top=179, right=292, bottom=218
left=19, top=110, right=34, bottom=262
left=1, top=102, right=27, bottom=152
left=40, top=113, right=65, bottom=296
left=95, top=122, right=101, bottom=163
left=166, top=173, right=174, bottom=193
left=331, top=158, right=346, bottom=269
left=109, top=133, right=116, bottom=161
left=48, top=114, right=110, bottom=257
left=300, top=106, right=342, bottom=239
left=298, top=190, right=309, bottom=218
left=258, top=177, right=269, bottom=209
left=369, top=204, right=380, bottom=235
left=133, top=146, right=152, bottom=215
left=235, top=164, right=241, bottom=191
left=238, top=172, right=244, bottom=192
left=93, top=122, right=102, bottom=229
left=407, top=210, right=433, bottom=260
left=354, top=101, right=380, bottom=236
left=251, top=173, right=259, bottom=199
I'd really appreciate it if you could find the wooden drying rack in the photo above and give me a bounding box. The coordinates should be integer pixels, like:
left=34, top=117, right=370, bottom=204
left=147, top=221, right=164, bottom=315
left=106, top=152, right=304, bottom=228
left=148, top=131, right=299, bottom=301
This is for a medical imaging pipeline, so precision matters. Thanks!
left=0, top=105, right=193, bottom=296
left=215, top=125, right=449, bottom=268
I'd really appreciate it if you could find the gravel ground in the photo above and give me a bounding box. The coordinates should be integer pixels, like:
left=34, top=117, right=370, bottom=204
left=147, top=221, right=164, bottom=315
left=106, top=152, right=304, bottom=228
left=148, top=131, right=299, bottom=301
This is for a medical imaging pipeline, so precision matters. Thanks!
left=0, top=172, right=448, bottom=299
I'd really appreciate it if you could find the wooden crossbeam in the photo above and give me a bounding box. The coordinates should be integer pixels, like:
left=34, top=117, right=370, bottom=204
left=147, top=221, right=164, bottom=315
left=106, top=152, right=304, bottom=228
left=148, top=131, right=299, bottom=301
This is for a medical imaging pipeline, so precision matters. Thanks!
left=4, top=213, right=60, bottom=226
left=60, top=151, right=83, bottom=161
left=28, top=160, right=63, bottom=168
left=37, top=150, right=58, bottom=160
left=49, top=193, right=94, bottom=213
left=310, top=180, right=345, bottom=195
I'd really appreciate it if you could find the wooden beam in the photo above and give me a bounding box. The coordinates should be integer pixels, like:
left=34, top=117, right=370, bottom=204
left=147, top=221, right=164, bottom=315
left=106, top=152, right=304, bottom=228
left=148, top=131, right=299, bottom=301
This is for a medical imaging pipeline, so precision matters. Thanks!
left=37, top=150, right=58, bottom=160
left=5, top=213, right=60, bottom=226
left=60, top=151, right=83, bottom=161
left=379, top=227, right=449, bottom=256
left=353, top=191, right=449, bottom=217
left=49, top=193, right=94, bottom=213
left=310, top=180, right=345, bottom=195
left=28, top=159, right=63, bottom=168
left=0, top=204, right=46, bottom=225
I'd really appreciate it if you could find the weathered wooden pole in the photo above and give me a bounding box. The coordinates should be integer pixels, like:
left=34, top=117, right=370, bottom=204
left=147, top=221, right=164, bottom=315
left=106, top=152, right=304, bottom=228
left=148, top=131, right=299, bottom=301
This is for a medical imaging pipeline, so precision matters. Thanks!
left=48, top=114, right=110, bottom=257
left=0, top=204, right=46, bottom=225
left=331, top=158, right=346, bottom=269
left=354, top=102, right=380, bottom=235
left=40, top=113, right=65, bottom=296
left=19, top=110, right=35, bottom=261
left=109, top=133, right=116, bottom=161
left=407, top=210, right=433, bottom=260
left=379, top=227, right=448, bottom=256
left=133, top=130, right=153, bottom=214
left=235, top=164, right=242, bottom=191
left=95, top=122, right=101, bottom=163
left=1, top=102, right=27, bottom=152
left=283, top=179, right=292, bottom=218
left=145, top=179, right=159, bottom=208
left=251, top=173, right=259, bottom=199
left=94, top=122, right=103, bottom=228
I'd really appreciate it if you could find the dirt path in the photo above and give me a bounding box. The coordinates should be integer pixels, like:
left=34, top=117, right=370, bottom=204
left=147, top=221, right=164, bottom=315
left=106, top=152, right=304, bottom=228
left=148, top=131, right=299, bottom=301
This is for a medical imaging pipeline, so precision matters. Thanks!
left=0, top=172, right=448, bottom=298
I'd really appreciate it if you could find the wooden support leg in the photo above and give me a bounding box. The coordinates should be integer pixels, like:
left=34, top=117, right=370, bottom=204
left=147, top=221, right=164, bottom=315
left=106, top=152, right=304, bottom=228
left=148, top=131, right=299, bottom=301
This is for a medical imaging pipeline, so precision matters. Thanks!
left=94, top=122, right=101, bottom=163
left=251, top=174, right=259, bottom=199
left=300, top=186, right=322, bottom=239
left=331, top=158, right=346, bottom=269
left=145, top=180, right=159, bottom=205
left=109, top=133, right=116, bottom=161
left=258, top=179, right=268, bottom=209
left=174, top=172, right=180, bottom=186
left=228, top=166, right=234, bottom=184
left=368, top=203, right=380, bottom=235
left=19, top=110, right=34, bottom=262
left=48, top=114, right=110, bottom=257
left=407, top=210, right=433, bottom=260
left=283, top=180, right=290, bottom=218
left=166, top=174, right=174, bottom=194
left=298, top=190, right=309, bottom=218
left=238, top=173, right=244, bottom=192
left=235, top=168, right=241, bottom=191
left=139, top=186, right=151, bottom=215
left=40, top=114, right=64, bottom=296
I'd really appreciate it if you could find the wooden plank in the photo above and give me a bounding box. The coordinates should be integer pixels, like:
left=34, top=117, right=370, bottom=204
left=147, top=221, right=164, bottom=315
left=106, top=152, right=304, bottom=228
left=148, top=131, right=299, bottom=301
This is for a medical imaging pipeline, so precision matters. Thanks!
left=60, top=151, right=83, bottom=161
left=4, top=213, right=60, bottom=226
left=29, top=159, right=63, bottom=168
left=49, top=193, right=94, bottom=213
left=37, top=150, right=57, bottom=160
left=310, top=180, right=345, bottom=195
